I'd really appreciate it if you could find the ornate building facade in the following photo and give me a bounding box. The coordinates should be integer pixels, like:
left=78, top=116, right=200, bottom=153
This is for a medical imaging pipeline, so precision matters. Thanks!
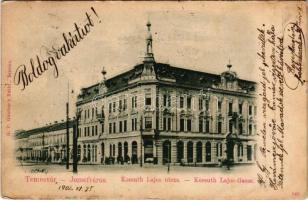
left=16, top=22, right=257, bottom=166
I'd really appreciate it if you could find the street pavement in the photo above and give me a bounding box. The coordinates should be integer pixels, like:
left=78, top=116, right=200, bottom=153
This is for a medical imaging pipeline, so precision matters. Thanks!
left=18, top=162, right=256, bottom=174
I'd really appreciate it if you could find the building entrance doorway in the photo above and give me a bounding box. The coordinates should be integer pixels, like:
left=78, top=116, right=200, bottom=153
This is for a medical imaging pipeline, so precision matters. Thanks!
left=131, top=141, right=138, bottom=164
left=226, top=139, right=235, bottom=161
left=144, top=140, right=153, bottom=163
left=162, top=141, right=171, bottom=165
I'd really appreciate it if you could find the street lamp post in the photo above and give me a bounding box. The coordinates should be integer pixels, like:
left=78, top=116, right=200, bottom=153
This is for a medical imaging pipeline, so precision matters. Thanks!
left=66, top=102, right=69, bottom=170
left=72, top=109, right=81, bottom=173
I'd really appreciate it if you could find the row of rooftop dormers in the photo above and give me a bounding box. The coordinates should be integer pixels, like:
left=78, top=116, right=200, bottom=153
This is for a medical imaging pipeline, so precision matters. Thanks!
left=76, top=62, right=256, bottom=105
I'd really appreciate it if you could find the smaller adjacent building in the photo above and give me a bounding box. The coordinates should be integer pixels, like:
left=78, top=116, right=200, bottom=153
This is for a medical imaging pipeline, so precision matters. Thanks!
left=15, top=121, right=74, bottom=163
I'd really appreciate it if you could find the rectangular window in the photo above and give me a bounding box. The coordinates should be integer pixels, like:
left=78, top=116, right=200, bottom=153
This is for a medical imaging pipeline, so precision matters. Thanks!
left=229, top=121, right=233, bottom=134
left=167, top=118, right=171, bottom=131
left=131, top=96, right=134, bottom=108
left=131, top=119, right=135, bottom=131
left=102, top=122, right=104, bottom=133
left=132, top=96, right=137, bottom=109
left=218, top=122, right=222, bottom=133
left=249, top=105, right=252, bottom=115
left=113, top=122, right=116, bottom=133
left=238, top=145, right=243, bottom=157
left=84, top=127, right=86, bottom=137
left=119, top=121, right=123, bottom=133
left=135, top=118, right=137, bottom=131
left=239, top=123, right=243, bottom=135
left=199, top=118, right=203, bottom=132
left=163, top=94, right=171, bottom=107
left=92, top=126, right=94, bottom=136
left=119, top=100, right=122, bottom=111
left=145, top=97, right=151, bottom=106
left=187, top=119, right=192, bottom=131
left=95, top=125, right=97, bottom=135
left=92, top=108, right=94, bottom=119
left=218, top=101, right=222, bottom=112
left=168, top=95, right=171, bottom=107
left=239, top=103, right=243, bottom=114
left=87, top=127, right=90, bottom=136
left=205, top=120, right=210, bottom=133
left=124, top=120, right=127, bottom=132
left=199, top=98, right=203, bottom=110
left=163, top=94, right=167, bottom=107
left=109, top=103, right=112, bottom=113
left=180, top=97, right=184, bottom=108
left=187, top=96, right=192, bottom=109
left=145, top=117, right=152, bottom=129
left=180, top=118, right=185, bottom=131
left=229, top=102, right=233, bottom=115
left=123, top=99, right=127, bottom=111
left=163, top=117, right=171, bottom=131
left=113, top=102, right=116, bottom=112
left=205, top=100, right=209, bottom=111
left=249, top=124, right=252, bottom=135
left=247, top=145, right=252, bottom=161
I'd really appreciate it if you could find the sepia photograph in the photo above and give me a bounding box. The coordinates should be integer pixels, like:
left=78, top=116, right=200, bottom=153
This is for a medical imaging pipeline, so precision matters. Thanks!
left=1, top=1, right=307, bottom=199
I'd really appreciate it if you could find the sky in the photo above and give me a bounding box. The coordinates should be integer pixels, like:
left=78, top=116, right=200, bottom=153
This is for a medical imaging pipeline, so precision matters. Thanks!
left=5, top=2, right=290, bottom=131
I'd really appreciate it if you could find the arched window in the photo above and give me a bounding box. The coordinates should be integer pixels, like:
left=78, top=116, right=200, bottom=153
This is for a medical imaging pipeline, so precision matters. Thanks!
left=83, top=145, right=87, bottom=161
left=113, top=144, right=116, bottom=157
left=216, top=142, right=222, bottom=157
left=196, top=141, right=203, bottom=163
left=237, top=143, right=243, bottom=157
left=131, top=141, right=138, bottom=164
left=187, top=141, right=193, bottom=163
left=176, top=141, right=184, bottom=163
left=87, top=144, right=91, bottom=162
left=118, top=142, right=122, bottom=158
left=205, top=142, right=211, bottom=162
left=101, top=143, right=105, bottom=157
left=124, top=142, right=129, bottom=162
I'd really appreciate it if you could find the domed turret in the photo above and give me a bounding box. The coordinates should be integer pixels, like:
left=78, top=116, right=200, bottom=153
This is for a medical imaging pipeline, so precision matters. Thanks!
left=220, top=61, right=238, bottom=90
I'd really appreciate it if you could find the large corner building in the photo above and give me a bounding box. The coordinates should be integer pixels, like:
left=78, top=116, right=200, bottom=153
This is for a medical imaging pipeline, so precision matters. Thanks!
left=16, top=22, right=257, bottom=166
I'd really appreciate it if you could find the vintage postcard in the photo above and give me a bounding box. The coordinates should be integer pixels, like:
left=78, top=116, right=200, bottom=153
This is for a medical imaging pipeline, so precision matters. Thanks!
left=1, top=1, right=307, bottom=199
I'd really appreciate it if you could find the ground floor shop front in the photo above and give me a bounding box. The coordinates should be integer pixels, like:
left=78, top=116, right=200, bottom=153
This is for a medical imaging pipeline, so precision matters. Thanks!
left=18, top=136, right=256, bottom=166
